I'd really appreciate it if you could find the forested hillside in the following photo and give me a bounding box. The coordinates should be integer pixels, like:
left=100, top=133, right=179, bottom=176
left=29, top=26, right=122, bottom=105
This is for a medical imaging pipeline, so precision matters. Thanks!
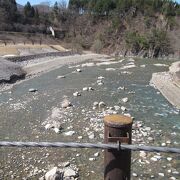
left=0, top=0, right=179, bottom=58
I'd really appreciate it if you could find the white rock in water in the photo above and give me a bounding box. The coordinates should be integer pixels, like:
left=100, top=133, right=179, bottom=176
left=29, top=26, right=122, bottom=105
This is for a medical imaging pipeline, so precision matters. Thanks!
left=158, top=173, right=164, bottom=177
left=83, top=87, right=88, bottom=91
left=73, top=92, right=81, bottom=97
left=56, top=75, right=65, bottom=79
left=61, top=99, right=72, bottom=108
left=64, top=131, right=75, bottom=136
left=114, top=105, right=120, bottom=111
left=64, top=168, right=76, bottom=177
left=99, top=101, right=106, bottom=108
left=118, top=86, right=125, bottom=90
left=76, top=69, right=81, bottom=72
left=161, top=143, right=166, bottom=147
left=45, top=167, right=63, bottom=180
left=98, top=76, right=104, bottom=80
left=98, top=82, right=103, bottom=86
left=121, top=106, right=127, bottom=111
left=122, top=97, right=128, bottom=103
left=29, top=88, right=38, bottom=92
left=88, top=87, right=94, bottom=91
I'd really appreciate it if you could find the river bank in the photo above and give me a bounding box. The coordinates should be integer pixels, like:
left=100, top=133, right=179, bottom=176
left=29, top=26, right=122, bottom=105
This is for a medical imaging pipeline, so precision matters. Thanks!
left=0, top=53, right=111, bottom=92
left=150, top=61, right=180, bottom=109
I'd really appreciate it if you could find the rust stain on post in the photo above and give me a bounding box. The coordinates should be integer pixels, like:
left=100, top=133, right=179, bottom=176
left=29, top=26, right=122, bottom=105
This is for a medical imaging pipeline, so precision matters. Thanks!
left=104, top=115, right=133, bottom=180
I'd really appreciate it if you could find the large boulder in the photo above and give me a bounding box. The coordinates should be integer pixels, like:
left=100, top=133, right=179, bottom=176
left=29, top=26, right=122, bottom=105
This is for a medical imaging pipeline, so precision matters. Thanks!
left=0, top=58, right=26, bottom=83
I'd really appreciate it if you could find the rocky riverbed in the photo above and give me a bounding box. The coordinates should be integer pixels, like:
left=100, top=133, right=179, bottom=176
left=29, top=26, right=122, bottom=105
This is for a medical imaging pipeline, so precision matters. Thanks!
left=0, top=56, right=179, bottom=179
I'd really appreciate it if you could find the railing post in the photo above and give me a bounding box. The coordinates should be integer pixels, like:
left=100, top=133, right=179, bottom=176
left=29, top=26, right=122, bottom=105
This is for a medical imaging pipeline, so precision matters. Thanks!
left=104, top=115, right=133, bottom=180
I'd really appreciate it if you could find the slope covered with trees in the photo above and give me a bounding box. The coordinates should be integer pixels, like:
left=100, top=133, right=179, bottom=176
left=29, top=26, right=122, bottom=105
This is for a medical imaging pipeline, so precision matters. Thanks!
left=0, top=0, right=179, bottom=58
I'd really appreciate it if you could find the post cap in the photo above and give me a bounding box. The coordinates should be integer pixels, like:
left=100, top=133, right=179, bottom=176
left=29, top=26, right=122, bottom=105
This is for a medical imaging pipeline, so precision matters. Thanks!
left=104, top=115, right=133, bottom=128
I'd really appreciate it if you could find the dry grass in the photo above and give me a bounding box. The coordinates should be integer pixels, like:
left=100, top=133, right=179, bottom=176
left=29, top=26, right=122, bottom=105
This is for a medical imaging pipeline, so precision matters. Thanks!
left=0, top=44, right=68, bottom=56
left=50, top=45, right=67, bottom=52
left=0, top=46, right=19, bottom=55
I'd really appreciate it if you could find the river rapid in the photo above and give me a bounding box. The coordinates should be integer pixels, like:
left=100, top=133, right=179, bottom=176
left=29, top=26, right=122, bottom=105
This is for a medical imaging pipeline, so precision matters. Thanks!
left=0, top=57, right=179, bottom=179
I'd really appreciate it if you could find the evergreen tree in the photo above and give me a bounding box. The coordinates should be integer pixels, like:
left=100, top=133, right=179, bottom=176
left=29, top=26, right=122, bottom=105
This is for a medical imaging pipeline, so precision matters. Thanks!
left=24, top=1, right=35, bottom=18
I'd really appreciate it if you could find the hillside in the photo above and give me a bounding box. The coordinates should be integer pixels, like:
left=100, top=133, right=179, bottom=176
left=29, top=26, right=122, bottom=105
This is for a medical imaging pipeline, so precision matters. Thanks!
left=0, top=0, right=179, bottom=58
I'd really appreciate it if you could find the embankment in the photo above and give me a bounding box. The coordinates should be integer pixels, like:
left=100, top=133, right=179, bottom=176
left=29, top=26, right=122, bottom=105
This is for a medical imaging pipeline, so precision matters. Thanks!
left=150, top=61, right=180, bottom=109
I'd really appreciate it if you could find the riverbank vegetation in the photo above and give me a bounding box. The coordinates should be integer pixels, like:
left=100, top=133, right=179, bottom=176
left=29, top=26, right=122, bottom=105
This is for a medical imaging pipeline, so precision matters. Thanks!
left=0, top=0, right=179, bottom=58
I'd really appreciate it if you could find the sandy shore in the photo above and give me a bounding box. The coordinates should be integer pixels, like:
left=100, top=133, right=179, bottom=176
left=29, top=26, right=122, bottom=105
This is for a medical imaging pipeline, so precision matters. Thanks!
left=150, top=61, right=180, bottom=109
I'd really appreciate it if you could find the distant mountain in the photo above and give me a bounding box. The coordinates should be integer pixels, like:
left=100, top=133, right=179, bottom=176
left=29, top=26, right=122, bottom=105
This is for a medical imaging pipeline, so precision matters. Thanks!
left=33, top=4, right=52, bottom=13
left=16, top=3, right=52, bottom=13
left=17, top=3, right=24, bottom=12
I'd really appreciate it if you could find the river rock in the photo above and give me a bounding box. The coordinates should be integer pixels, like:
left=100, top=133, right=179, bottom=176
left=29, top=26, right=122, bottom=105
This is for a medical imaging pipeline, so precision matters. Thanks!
left=76, top=69, right=81, bottom=72
left=61, top=99, right=72, bottom=108
left=114, top=105, right=120, bottom=111
left=29, top=88, right=38, bottom=92
left=98, top=82, right=103, bottom=86
left=98, top=76, right=104, bottom=80
left=121, top=106, right=127, bottom=111
left=88, top=87, right=94, bottom=91
left=93, top=102, right=99, bottom=107
left=118, top=86, right=125, bottom=90
left=0, top=58, right=26, bottom=83
left=54, top=128, right=61, bottom=133
left=64, top=131, right=75, bottom=136
left=139, top=151, right=147, bottom=158
left=44, top=167, right=63, bottom=180
left=57, top=75, right=65, bottom=79
left=122, top=97, right=128, bottom=103
left=73, top=92, right=81, bottom=97
left=83, top=87, right=88, bottom=91
left=94, top=152, right=99, bottom=157
left=64, top=169, right=76, bottom=177
left=158, top=173, right=164, bottom=177
left=132, top=173, right=138, bottom=177
left=106, top=68, right=116, bottom=71
left=99, top=101, right=106, bottom=108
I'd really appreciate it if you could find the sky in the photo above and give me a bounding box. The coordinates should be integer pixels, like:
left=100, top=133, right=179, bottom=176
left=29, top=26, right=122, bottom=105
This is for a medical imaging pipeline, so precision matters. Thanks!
left=16, top=0, right=69, bottom=6
left=16, top=0, right=179, bottom=6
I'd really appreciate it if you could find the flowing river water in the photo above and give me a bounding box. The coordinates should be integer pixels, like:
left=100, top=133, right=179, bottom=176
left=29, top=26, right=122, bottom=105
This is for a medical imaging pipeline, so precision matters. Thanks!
left=0, top=57, right=179, bottom=179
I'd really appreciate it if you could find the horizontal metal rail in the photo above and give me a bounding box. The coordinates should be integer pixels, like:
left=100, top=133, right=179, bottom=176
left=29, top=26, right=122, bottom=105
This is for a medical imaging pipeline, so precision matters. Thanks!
left=0, top=141, right=180, bottom=154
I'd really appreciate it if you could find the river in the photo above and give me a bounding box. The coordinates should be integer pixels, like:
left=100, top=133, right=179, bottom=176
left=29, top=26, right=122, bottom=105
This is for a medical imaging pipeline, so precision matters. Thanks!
left=0, top=57, right=179, bottom=179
